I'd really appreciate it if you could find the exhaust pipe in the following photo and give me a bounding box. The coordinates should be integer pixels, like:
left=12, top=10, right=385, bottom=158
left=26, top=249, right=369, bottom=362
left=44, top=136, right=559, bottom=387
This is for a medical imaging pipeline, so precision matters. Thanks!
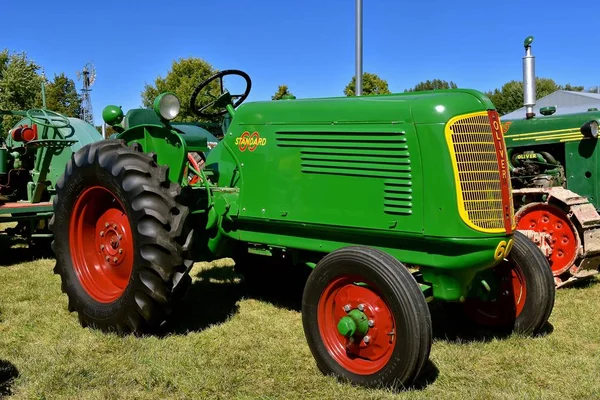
left=523, top=36, right=536, bottom=119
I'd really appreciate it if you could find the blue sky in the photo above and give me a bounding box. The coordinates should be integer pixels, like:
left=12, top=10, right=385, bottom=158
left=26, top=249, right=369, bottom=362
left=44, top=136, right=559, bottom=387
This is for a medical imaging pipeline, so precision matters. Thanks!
left=3, top=0, right=599, bottom=126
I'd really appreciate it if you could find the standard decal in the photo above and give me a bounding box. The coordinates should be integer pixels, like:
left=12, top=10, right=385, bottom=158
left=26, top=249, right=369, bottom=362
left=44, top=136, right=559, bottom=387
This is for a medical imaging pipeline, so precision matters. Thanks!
left=235, top=131, right=267, bottom=152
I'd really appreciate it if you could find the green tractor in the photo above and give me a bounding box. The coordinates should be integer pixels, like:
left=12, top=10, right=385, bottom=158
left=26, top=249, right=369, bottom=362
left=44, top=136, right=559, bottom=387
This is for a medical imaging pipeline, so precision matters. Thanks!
left=0, top=103, right=101, bottom=247
left=501, top=36, right=600, bottom=287
left=49, top=70, right=555, bottom=388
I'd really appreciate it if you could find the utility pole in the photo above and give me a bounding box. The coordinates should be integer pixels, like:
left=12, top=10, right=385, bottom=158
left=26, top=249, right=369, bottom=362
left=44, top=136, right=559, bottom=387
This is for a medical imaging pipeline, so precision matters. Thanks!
left=355, top=0, right=363, bottom=96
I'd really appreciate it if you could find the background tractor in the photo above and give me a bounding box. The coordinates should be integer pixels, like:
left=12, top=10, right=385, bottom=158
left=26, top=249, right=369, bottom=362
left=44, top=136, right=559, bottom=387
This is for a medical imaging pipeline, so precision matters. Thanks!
left=49, top=70, right=555, bottom=389
left=0, top=95, right=102, bottom=249
left=502, top=37, right=600, bottom=287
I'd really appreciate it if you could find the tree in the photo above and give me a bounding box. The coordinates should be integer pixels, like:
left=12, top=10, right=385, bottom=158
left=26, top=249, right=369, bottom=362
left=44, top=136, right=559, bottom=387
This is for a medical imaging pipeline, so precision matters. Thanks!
left=404, top=79, right=457, bottom=92
left=486, top=78, right=590, bottom=115
left=272, top=85, right=294, bottom=100
left=486, top=78, right=561, bottom=115
left=0, top=49, right=44, bottom=133
left=141, top=57, right=221, bottom=123
left=562, top=83, right=584, bottom=92
left=344, top=72, right=391, bottom=96
left=44, top=73, right=82, bottom=117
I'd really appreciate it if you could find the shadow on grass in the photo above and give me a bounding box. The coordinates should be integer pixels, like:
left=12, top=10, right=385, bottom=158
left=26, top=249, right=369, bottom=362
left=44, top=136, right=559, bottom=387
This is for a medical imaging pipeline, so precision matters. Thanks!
left=0, top=237, right=54, bottom=266
left=0, top=359, right=19, bottom=397
left=159, top=266, right=245, bottom=335
left=428, top=302, right=554, bottom=344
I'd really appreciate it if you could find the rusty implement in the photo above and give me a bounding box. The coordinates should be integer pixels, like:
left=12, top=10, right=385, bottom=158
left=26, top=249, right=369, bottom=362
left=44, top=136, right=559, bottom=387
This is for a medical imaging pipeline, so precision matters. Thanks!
left=514, top=187, right=600, bottom=288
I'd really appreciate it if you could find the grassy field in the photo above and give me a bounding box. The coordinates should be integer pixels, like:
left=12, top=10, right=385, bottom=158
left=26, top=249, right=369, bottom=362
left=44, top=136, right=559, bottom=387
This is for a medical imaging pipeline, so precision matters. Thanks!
left=1, top=248, right=600, bottom=400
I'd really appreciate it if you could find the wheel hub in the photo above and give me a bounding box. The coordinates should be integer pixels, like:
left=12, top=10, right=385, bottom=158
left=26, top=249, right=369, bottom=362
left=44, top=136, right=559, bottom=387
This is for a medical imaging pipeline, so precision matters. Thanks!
left=97, top=217, right=127, bottom=265
left=318, top=276, right=396, bottom=375
left=69, top=186, right=135, bottom=303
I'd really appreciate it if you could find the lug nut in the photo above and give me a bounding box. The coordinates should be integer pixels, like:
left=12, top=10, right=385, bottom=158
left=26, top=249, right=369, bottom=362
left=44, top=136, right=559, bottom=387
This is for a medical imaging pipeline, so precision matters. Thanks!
left=100, top=245, right=105, bottom=250
left=118, top=235, right=122, bottom=240
left=113, top=257, right=118, bottom=263
left=368, top=319, right=374, bottom=327
left=105, top=256, right=110, bottom=262
left=100, top=231, right=104, bottom=237
left=343, top=304, right=351, bottom=312
left=113, top=224, right=117, bottom=229
left=119, top=248, right=123, bottom=254
left=364, top=336, right=371, bottom=344
left=358, top=304, right=365, bottom=311
left=105, top=223, right=109, bottom=228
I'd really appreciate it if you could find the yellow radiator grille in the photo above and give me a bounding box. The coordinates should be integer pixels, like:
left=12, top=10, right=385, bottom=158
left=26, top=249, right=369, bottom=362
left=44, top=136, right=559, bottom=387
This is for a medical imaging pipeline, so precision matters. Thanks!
left=445, top=111, right=513, bottom=233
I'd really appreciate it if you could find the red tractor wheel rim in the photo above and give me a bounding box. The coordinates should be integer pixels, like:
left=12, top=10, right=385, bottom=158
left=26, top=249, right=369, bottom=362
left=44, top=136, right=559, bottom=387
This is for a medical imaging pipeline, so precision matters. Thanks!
left=467, top=260, right=527, bottom=326
left=317, top=275, right=396, bottom=375
left=516, top=204, right=579, bottom=276
left=68, top=186, right=135, bottom=303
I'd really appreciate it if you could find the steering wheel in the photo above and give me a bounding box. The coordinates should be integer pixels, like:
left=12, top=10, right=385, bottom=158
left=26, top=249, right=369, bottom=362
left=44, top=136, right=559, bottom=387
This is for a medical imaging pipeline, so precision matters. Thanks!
left=26, top=108, right=71, bottom=129
left=190, top=69, right=252, bottom=118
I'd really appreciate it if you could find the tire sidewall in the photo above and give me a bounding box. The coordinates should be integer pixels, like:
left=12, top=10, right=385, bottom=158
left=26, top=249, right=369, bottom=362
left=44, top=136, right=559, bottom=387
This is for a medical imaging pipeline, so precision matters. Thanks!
left=302, top=251, right=422, bottom=387
left=53, top=155, right=144, bottom=322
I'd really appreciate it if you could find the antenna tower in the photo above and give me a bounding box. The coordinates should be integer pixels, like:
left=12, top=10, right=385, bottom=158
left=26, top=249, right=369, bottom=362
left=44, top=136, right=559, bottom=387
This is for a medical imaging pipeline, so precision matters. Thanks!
left=77, top=62, right=96, bottom=124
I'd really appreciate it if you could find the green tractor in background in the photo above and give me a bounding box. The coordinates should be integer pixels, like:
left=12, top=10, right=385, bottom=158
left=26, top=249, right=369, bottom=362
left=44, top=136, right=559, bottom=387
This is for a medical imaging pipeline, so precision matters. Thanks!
left=49, top=69, right=555, bottom=388
left=0, top=95, right=101, bottom=248
left=502, top=36, right=600, bottom=287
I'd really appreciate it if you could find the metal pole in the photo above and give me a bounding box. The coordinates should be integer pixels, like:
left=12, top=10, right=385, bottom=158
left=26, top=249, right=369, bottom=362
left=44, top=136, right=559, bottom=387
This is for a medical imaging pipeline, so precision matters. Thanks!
left=355, top=0, right=363, bottom=96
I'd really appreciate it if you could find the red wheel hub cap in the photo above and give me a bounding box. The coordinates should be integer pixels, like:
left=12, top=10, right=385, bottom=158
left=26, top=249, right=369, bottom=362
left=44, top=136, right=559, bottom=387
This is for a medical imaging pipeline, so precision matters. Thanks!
left=317, top=276, right=396, bottom=375
left=69, top=186, right=134, bottom=303
left=516, top=203, right=579, bottom=276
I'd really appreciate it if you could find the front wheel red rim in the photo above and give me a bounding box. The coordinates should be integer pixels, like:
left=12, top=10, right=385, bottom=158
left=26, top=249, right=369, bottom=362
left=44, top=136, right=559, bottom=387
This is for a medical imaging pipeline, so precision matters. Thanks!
left=466, top=260, right=527, bottom=327
left=317, top=275, right=396, bottom=375
left=68, top=186, right=135, bottom=303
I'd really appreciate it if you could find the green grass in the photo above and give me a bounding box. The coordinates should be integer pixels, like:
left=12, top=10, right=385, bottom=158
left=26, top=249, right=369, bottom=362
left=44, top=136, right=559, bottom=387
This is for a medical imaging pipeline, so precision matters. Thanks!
left=1, top=252, right=600, bottom=400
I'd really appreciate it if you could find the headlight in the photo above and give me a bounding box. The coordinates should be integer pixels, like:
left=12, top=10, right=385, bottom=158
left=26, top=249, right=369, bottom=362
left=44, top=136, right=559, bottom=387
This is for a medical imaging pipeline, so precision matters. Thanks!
left=581, top=120, right=599, bottom=138
left=153, top=92, right=180, bottom=121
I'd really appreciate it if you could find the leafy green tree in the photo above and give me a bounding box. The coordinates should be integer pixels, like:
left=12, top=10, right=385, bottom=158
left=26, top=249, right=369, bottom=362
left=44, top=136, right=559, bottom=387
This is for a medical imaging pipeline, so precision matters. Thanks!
left=0, top=49, right=44, bottom=132
left=486, top=78, right=589, bottom=115
left=404, top=79, right=457, bottom=92
left=44, top=73, right=82, bottom=117
left=486, top=78, right=560, bottom=115
left=141, top=57, right=221, bottom=123
left=272, top=85, right=294, bottom=100
left=562, top=83, right=584, bottom=92
left=344, top=72, right=391, bottom=96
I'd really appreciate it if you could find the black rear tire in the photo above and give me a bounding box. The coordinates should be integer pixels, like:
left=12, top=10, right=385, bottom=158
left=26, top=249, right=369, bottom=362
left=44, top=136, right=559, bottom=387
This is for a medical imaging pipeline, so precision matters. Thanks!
left=302, top=246, right=432, bottom=389
left=50, top=140, right=191, bottom=334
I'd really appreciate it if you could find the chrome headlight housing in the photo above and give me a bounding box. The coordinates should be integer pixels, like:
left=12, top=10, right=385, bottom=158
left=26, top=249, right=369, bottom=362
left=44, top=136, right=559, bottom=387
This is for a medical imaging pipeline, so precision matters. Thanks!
left=153, top=92, right=181, bottom=121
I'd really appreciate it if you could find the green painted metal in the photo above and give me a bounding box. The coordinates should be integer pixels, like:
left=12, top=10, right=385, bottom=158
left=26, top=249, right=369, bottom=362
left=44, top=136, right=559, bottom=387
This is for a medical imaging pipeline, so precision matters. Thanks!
left=503, top=109, right=600, bottom=208
left=0, top=104, right=102, bottom=235
left=104, top=86, right=516, bottom=303
left=337, top=309, right=369, bottom=337
left=102, top=105, right=124, bottom=126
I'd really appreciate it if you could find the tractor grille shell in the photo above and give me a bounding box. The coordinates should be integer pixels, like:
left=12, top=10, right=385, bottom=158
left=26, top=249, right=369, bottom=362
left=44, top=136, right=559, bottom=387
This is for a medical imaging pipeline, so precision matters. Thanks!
left=445, top=111, right=514, bottom=233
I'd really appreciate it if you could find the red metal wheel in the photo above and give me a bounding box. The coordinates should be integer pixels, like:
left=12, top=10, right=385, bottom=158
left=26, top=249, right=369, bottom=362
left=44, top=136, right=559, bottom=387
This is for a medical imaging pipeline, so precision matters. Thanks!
left=317, top=275, right=395, bottom=375
left=465, top=259, right=527, bottom=327
left=68, top=186, right=134, bottom=303
left=516, top=203, right=579, bottom=276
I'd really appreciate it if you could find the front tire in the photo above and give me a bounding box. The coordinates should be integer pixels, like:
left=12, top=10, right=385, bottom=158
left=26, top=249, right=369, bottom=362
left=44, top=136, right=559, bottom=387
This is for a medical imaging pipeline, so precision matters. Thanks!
left=50, top=140, right=191, bottom=333
left=302, top=246, right=432, bottom=389
left=464, top=231, right=555, bottom=335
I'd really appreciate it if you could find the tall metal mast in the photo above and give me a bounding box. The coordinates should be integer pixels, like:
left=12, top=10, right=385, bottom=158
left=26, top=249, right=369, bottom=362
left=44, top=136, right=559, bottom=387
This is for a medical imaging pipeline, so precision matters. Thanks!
left=77, top=62, right=96, bottom=125
left=355, top=0, right=363, bottom=96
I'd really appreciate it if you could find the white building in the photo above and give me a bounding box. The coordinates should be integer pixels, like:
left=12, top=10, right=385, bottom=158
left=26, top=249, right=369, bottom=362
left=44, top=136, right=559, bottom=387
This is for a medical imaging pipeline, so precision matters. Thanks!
left=502, top=90, right=600, bottom=119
